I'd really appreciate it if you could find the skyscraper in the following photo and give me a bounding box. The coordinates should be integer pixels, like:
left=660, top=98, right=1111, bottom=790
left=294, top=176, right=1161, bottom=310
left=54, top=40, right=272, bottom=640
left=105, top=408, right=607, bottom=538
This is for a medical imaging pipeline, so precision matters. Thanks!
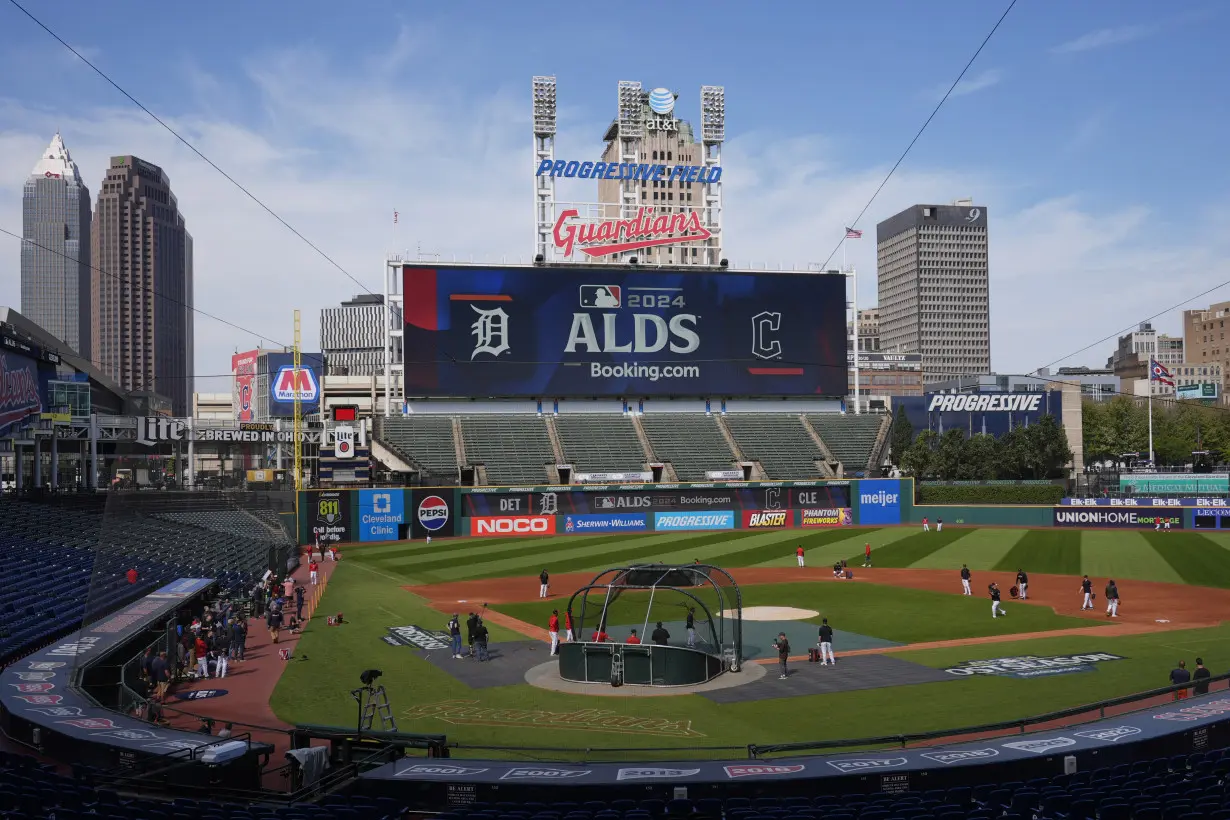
left=876, top=200, right=991, bottom=383
left=91, top=155, right=194, bottom=416
left=321, top=294, right=389, bottom=376
left=21, top=133, right=92, bottom=356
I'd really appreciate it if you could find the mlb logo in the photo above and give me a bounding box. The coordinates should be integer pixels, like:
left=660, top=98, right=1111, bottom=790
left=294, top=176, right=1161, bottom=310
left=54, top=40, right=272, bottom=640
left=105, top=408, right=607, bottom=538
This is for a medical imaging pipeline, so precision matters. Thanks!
left=579, top=285, right=621, bottom=308
left=565, top=517, right=575, bottom=532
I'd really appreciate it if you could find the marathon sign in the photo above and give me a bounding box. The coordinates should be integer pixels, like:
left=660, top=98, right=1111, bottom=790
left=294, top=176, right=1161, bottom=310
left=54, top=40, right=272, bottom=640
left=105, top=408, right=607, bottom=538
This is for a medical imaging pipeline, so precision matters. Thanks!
left=801, top=508, right=852, bottom=527
left=926, top=393, right=1044, bottom=413
left=1053, top=509, right=1184, bottom=529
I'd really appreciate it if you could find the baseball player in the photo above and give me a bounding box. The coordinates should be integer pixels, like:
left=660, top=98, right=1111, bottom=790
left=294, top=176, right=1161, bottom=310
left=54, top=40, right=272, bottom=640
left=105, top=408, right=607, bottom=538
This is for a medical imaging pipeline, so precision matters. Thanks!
left=1164, top=516, right=1172, bottom=532
left=989, top=582, right=1006, bottom=618
left=1016, top=569, right=1028, bottom=600
left=817, top=618, right=836, bottom=665
left=548, top=609, right=560, bottom=655
left=922, top=517, right=930, bottom=532
left=937, top=517, right=944, bottom=532
left=539, top=569, right=550, bottom=598
left=832, top=561, right=844, bottom=579
left=686, top=607, right=697, bottom=648
left=564, top=608, right=574, bottom=641
left=863, top=542, right=872, bottom=568
left=1105, top=579, right=1120, bottom=618
left=1080, top=575, right=1093, bottom=610
left=960, top=565, right=971, bottom=595
left=796, top=545, right=805, bottom=567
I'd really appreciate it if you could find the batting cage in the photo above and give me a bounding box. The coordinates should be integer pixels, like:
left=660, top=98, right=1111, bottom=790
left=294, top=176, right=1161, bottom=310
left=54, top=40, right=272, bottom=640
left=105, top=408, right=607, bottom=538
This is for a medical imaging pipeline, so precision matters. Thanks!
left=559, top=563, right=743, bottom=685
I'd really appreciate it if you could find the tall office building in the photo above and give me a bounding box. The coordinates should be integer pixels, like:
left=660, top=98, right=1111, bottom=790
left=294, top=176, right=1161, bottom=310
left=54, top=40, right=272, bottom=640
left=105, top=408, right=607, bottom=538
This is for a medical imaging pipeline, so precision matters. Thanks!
left=876, top=200, right=991, bottom=383
left=91, top=155, right=194, bottom=416
left=320, top=294, right=389, bottom=376
left=21, top=133, right=92, bottom=356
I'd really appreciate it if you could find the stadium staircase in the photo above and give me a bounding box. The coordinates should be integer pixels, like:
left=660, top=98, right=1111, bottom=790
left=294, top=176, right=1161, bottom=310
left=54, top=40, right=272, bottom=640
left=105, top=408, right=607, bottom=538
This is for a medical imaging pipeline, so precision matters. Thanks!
left=723, top=414, right=828, bottom=480
left=638, top=415, right=740, bottom=481
left=798, top=415, right=840, bottom=477
left=542, top=415, right=568, bottom=467
left=372, top=416, right=459, bottom=484
left=867, top=412, right=893, bottom=472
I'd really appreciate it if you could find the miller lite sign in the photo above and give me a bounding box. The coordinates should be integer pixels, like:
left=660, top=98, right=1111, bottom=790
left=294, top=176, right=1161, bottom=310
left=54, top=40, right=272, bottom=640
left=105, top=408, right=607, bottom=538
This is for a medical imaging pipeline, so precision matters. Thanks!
left=334, top=425, right=355, bottom=460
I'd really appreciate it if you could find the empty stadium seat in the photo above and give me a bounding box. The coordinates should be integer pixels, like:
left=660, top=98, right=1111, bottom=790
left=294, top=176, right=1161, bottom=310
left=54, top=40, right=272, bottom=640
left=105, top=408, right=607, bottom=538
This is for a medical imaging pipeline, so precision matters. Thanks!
left=809, top=413, right=886, bottom=474
left=460, top=415, right=556, bottom=486
left=375, top=415, right=458, bottom=481
left=723, top=414, right=824, bottom=479
left=554, top=415, right=647, bottom=474
left=638, top=414, right=737, bottom=480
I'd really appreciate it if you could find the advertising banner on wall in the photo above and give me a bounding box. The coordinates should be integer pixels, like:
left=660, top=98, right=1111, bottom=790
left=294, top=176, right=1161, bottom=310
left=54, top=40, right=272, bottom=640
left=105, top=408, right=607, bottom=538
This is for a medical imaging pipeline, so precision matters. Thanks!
left=470, top=515, right=556, bottom=537
left=0, top=351, right=46, bottom=437
left=231, top=350, right=258, bottom=422
left=263, top=352, right=322, bottom=418
left=856, top=480, right=903, bottom=525
left=462, top=485, right=851, bottom=519
left=896, top=392, right=1062, bottom=439
left=563, top=513, right=648, bottom=533
left=1119, top=474, right=1230, bottom=494
left=800, top=508, right=853, bottom=527
left=401, top=264, right=848, bottom=397
left=743, top=510, right=790, bottom=529
left=1052, top=508, right=1184, bottom=529
left=359, top=489, right=407, bottom=542
left=653, top=511, right=735, bottom=531
left=1060, top=497, right=1228, bottom=508
left=310, top=490, right=352, bottom=544
left=410, top=489, right=458, bottom=539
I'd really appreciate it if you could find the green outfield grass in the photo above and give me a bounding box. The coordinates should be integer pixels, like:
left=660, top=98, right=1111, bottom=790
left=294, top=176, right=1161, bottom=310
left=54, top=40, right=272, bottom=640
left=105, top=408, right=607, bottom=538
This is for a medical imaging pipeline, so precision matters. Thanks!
left=348, top=526, right=1230, bottom=589
left=492, top=581, right=1098, bottom=644
left=270, top=559, right=1230, bottom=760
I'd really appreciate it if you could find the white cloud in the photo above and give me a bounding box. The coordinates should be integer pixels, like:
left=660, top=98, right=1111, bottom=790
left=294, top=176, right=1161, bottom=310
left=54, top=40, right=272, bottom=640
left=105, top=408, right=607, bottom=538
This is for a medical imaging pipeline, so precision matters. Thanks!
left=923, top=69, right=1002, bottom=102
left=0, top=34, right=1223, bottom=396
left=1051, top=24, right=1154, bottom=55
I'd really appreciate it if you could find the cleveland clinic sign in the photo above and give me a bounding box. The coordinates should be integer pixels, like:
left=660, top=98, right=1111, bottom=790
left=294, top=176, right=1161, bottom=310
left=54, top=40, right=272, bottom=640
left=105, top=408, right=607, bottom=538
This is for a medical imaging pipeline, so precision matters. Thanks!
left=926, top=394, right=1045, bottom=413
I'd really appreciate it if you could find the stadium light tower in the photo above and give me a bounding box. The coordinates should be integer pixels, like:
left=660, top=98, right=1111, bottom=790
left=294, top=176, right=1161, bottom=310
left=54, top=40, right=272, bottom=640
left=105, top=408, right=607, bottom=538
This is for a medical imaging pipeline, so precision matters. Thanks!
left=533, top=76, right=557, bottom=261
left=617, top=81, right=644, bottom=230
left=701, top=86, right=725, bottom=265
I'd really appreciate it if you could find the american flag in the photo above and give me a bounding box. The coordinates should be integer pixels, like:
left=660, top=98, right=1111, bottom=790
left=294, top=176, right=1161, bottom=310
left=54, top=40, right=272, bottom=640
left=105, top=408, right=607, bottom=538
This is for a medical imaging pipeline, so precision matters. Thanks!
left=1150, top=359, right=1174, bottom=387
left=846, top=227, right=863, bottom=239
left=393, top=210, right=399, bottom=225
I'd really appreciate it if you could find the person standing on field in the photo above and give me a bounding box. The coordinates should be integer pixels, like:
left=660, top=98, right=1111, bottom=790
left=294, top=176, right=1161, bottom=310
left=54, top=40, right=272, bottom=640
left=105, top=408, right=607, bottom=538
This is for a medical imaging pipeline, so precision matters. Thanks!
left=539, top=569, right=550, bottom=598
left=1193, top=657, right=1211, bottom=696
left=548, top=609, right=560, bottom=656
left=1169, top=660, right=1191, bottom=700
left=564, top=608, right=574, bottom=642
left=773, top=632, right=791, bottom=679
left=1016, top=569, right=1029, bottom=600
left=922, top=517, right=930, bottom=532
left=864, top=542, right=872, bottom=567
left=989, top=582, right=1006, bottom=618
left=1105, top=579, right=1120, bottom=618
left=1080, top=575, right=1093, bottom=610
left=960, top=565, right=972, bottom=595
left=796, top=545, right=805, bottom=567
left=686, top=607, right=696, bottom=648
left=937, top=517, right=944, bottom=532
left=817, top=618, right=836, bottom=665
left=448, top=613, right=462, bottom=659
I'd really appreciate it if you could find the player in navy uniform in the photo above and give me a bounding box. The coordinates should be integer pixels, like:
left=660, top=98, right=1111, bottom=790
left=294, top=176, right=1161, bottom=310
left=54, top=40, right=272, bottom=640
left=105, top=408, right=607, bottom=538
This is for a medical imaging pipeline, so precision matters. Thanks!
left=1080, top=575, right=1093, bottom=610
left=989, top=582, right=1006, bottom=618
left=1016, top=569, right=1029, bottom=600
left=960, top=565, right=971, bottom=595
left=817, top=618, right=836, bottom=665
left=685, top=607, right=696, bottom=648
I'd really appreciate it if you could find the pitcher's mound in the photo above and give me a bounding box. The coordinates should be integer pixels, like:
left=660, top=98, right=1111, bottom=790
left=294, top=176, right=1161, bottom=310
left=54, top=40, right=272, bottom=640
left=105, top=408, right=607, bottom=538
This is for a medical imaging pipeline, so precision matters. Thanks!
left=741, top=606, right=819, bottom=621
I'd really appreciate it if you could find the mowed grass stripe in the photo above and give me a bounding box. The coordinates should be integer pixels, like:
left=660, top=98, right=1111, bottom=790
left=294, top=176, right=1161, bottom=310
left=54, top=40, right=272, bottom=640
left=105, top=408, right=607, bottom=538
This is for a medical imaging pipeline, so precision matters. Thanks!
left=434, top=530, right=765, bottom=581
left=1141, top=531, right=1230, bottom=588
left=347, top=534, right=592, bottom=564
left=994, top=530, right=1082, bottom=575
left=657, top=528, right=883, bottom=569
left=912, top=527, right=1026, bottom=570
left=850, top=528, right=972, bottom=568
left=752, top=527, right=911, bottom=567
left=1080, top=530, right=1183, bottom=584
left=372, top=532, right=651, bottom=573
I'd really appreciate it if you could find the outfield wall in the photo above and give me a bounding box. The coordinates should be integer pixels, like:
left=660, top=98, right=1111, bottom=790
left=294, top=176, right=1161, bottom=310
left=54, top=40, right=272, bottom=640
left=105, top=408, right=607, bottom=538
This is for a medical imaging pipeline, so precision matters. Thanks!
left=296, top=481, right=1229, bottom=545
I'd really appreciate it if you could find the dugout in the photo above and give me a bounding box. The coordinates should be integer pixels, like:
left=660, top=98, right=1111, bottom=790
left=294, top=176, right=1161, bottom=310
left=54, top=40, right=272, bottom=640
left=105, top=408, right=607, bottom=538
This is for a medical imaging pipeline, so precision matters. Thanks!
left=557, top=563, right=742, bottom=686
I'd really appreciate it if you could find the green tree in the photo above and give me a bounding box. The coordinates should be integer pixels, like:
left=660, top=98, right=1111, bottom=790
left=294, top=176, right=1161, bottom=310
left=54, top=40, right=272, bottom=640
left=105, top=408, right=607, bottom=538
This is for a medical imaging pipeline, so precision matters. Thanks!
left=889, top=404, right=913, bottom=466
left=901, top=430, right=937, bottom=478
left=957, top=433, right=1001, bottom=480
left=933, top=429, right=968, bottom=479
left=1029, top=414, right=1073, bottom=478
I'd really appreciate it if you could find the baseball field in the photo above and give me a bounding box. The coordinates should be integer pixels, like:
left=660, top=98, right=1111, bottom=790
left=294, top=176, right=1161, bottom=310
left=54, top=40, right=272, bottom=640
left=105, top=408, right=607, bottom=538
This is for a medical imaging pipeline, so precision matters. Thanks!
left=270, top=526, right=1230, bottom=759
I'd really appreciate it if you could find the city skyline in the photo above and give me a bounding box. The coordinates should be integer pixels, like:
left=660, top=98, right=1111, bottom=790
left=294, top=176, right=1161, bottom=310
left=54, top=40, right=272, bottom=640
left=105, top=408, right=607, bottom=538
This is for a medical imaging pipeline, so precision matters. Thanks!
left=1, top=1, right=1227, bottom=394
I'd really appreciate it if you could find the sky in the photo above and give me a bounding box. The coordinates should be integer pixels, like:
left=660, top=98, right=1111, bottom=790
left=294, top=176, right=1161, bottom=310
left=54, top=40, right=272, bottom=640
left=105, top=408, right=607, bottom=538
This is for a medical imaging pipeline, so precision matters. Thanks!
left=1, top=0, right=1228, bottom=394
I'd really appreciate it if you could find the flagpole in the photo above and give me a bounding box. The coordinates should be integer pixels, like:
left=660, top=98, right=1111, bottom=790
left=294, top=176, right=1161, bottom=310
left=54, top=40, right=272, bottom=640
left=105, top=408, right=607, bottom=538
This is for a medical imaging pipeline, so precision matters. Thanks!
left=1148, top=358, right=1155, bottom=465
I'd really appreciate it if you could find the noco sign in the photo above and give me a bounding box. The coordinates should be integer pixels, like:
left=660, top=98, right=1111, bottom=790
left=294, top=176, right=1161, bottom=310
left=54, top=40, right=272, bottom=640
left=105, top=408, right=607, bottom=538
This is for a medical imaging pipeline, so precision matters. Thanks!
left=470, top=516, right=556, bottom=537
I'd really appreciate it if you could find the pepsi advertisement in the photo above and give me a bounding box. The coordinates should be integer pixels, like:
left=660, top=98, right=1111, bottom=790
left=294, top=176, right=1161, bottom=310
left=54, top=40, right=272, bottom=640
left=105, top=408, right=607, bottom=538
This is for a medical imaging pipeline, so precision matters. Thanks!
left=411, top=489, right=459, bottom=538
left=462, top=485, right=851, bottom=518
left=401, top=264, right=847, bottom=397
